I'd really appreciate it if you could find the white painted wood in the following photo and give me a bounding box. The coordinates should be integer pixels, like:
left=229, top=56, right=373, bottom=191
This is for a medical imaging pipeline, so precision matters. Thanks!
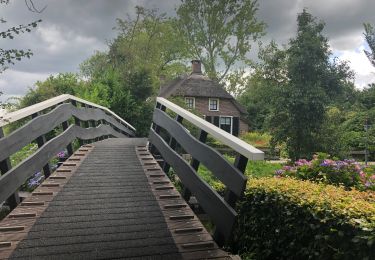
left=156, top=97, right=264, bottom=161
left=0, top=94, right=135, bottom=131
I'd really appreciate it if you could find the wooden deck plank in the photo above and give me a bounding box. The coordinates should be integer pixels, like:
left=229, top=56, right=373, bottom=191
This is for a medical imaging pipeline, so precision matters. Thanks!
left=0, top=145, right=94, bottom=260
left=3, top=138, right=186, bottom=260
left=0, top=139, right=235, bottom=259
left=136, top=147, right=231, bottom=259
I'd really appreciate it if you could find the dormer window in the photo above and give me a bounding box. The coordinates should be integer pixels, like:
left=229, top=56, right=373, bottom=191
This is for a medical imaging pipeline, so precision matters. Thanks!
left=185, top=97, right=195, bottom=109
left=209, top=98, right=219, bottom=111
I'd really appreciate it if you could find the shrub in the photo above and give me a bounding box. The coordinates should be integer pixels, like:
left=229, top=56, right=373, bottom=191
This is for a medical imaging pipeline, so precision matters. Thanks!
left=230, top=177, right=375, bottom=260
left=275, top=153, right=375, bottom=191
left=240, top=132, right=271, bottom=147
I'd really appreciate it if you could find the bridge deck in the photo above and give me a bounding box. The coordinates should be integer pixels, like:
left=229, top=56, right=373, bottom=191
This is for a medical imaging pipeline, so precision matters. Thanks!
left=0, top=139, right=229, bottom=259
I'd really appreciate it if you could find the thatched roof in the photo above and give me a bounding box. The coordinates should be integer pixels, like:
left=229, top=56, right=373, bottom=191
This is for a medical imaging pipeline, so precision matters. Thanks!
left=159, top=73, right=231, bottom=99
left=159, top=73, right=247, bottom=114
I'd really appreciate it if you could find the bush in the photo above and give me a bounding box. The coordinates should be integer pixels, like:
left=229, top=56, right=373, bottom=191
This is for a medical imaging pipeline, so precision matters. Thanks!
left=240, top=132, right=271, bottom=147
left=230, top=177, right=375, bottom=260
left=275, top=153, right=375, bottom=191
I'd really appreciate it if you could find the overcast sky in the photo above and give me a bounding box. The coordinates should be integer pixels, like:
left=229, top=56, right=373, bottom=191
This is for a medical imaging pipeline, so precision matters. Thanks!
left=1, top=0, right=375, bottom=102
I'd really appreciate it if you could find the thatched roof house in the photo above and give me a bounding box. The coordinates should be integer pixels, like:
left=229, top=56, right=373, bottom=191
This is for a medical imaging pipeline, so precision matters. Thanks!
left=159, top=60, right=248, bottom=136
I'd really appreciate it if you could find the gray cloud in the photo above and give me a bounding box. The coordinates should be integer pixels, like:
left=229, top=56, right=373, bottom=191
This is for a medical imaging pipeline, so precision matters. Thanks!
left=0, top=0, right=375, bottom=102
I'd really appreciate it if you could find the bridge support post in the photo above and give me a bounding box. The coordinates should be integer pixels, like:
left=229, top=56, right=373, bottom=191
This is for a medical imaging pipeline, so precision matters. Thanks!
left=81, top=104, right=90, bottom=144
left=71, top=100, right=83, bottom=146
left=31, top=113, right=51, bottom=178
left=162, top=115, right=183, bottom=173
left=182, top=130, right=208, bottom=202
left=214, top=154, right=248, bottom=246
left=62, top=120, right=74, bottom=156
left=0, top=127, right=20, bottom=210
left=224, top=154, right=248, bottom=207
left=149, top=103, right=166, bottom=155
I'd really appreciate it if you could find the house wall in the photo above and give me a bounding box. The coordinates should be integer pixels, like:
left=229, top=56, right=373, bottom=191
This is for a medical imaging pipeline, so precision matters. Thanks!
left=194, top=97, right=240, bottom=117
left=192, top=97, right=248, bottom=133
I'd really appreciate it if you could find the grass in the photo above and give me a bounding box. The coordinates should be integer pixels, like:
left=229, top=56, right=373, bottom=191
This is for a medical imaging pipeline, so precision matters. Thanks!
left=196, top=156, right=283, bottom=193
left=10, top=143, right=38, bottom=166
left=240, top=132, right=271, bottom=147
left=224, top=155, right=281, bottom=178
left=245, top=160, right=282, bottom=178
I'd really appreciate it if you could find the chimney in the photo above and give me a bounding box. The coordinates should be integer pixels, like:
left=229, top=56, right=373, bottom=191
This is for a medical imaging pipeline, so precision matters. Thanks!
left=191, top=60, right=202, bottom=74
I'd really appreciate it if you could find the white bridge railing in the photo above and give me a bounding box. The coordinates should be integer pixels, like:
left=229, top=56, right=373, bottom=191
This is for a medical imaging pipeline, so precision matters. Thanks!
left=149, top=97, right=264, bottom=246
left=0, top=95, right=135, bottom=210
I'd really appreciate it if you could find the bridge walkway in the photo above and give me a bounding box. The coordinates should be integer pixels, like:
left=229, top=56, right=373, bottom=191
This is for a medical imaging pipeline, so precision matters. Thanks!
left=0, top=138, right=229, bottom=260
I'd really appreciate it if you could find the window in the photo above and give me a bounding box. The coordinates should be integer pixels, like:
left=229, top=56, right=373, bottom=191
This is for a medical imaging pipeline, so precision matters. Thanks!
left=185, top=97, right=195, bottom=109
left=219, top=116, right=232, bottom=134
left=209, top=98, right=219, bottom=111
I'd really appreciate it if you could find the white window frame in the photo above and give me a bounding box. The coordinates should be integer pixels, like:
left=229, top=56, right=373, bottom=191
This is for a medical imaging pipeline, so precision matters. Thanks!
left=184, top=97, right=195, bottom=109
left=208, top=98, right=219, bottom=111
left=219, top=115, right=233, bottom=134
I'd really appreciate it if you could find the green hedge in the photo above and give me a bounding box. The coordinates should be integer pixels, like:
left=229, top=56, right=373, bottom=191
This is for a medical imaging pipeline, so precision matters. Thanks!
left=229, top=177, right=375, bottom=260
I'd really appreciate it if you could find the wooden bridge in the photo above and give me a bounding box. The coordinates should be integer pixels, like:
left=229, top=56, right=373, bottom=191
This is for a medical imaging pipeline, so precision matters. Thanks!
left=0, top=95, right=264, bottom=259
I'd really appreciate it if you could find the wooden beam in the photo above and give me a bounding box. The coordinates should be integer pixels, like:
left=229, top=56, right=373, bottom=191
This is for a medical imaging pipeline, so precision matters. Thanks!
left=0, top=94, right=135, bottom=132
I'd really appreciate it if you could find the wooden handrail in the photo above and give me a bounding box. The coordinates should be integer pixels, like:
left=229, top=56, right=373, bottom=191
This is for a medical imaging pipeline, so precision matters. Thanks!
left=0, top=94, right=135, bottom=132
left=0, top=103, right=134, bottom=162
left=0, top=124, right=126, bottom=204
left=156, top=97, right=264, bottom=161
left=149, top=98, right=265, bottom=246
left=0, top=95, right=134, bottom=210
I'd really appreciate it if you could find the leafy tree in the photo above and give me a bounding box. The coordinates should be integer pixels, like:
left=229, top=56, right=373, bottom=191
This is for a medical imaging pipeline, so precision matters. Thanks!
left=111, top=6, right=189, bottom=88
left=79, top=6, right=191, bottom=136
left=363, top=23, right=375, bottom=67
left=239, top=41, right=288, bottom=130
left=19, top=73, right=85, bottom=108
left=269, top=10, right=352, bottom=160
left=176, top=0, right=265, bottom=89
left=0, top=0, right=41, bottom=73
left=358, top=84, right=375, bottom=110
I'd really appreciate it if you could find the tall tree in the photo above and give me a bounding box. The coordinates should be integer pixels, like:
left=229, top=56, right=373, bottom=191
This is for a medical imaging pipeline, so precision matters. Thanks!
left=176, top=0, right=265, bottom=89
left=363, top=23, right=375, bottom=67
left=269, top=9, right=352, bottom=160
left=110, top=6, right=189, bottom=88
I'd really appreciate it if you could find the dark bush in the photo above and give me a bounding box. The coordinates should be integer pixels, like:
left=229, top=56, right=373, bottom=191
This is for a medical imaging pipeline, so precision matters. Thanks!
left=229, top=177, right=375, bottom=260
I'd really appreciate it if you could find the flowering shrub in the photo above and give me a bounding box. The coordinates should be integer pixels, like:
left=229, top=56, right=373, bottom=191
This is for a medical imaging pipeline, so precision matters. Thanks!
left=56, top=150, right=67, bottom=159
left=230, top=177, right=375, bottom=259
left=21, top=171, right=44, bottom=192
left=20, top=150, right=66, bottom=192
left=275, top=153, right=375, bottom=191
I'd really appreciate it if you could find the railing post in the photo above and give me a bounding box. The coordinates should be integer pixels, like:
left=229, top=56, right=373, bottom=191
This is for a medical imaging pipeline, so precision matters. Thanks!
left=214, top=154, right=248, bottom=247
left=182, top=130, right=208, bottom=201
left=62, top=121, right=73, bottom=156
left=31, top=113, right=51, bottom=178
left=150, top=103, right=166, bottom=154
left=81, top=104, right=90, bottom=144
left=225, top=154, right=248, bottom=207
left=87, top=106, right=99, bottom=142
left=0, top=127, right=20, bottom=209
left=71, top=100, right=83, bottom=146
left=162, top=115, right=183, bottom=173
